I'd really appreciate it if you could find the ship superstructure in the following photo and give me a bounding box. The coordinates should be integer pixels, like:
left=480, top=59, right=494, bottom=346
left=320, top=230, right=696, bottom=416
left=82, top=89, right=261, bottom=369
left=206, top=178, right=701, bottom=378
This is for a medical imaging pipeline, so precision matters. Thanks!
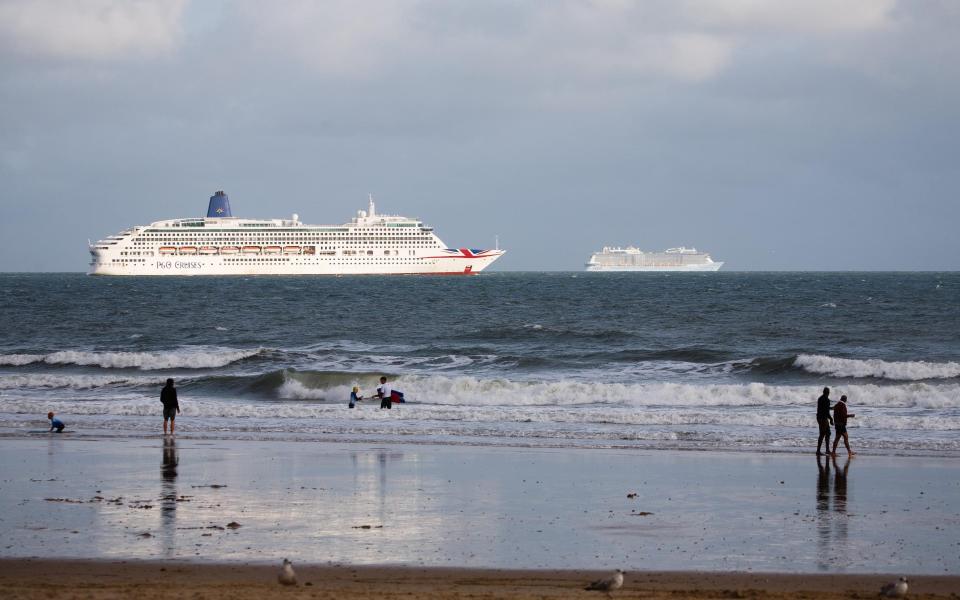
left=585, top=246, right=723, bottom=272
left=89, top=191, right=504, bottom=276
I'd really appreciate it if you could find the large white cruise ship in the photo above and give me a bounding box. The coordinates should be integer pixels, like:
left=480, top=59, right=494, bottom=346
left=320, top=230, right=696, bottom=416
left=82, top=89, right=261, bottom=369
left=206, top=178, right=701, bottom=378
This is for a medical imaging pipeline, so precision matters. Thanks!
left=585, top=246, right=723, bottom=272
left=89, top=191, right=504, bottom=276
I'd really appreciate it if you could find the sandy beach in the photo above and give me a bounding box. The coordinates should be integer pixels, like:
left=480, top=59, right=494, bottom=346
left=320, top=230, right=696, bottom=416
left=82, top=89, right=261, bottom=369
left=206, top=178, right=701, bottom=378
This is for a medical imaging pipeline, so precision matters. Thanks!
left=2, top=436, right=958, bottom=575
left=2, top=559, right=959, bottom=600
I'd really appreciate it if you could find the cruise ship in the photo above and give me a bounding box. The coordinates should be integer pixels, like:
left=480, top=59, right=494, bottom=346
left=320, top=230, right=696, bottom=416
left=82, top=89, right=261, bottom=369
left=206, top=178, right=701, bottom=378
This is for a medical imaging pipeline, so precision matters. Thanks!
left=585, top=246, right=723, bottom=272
left=89, top=191, right=504, bottom=276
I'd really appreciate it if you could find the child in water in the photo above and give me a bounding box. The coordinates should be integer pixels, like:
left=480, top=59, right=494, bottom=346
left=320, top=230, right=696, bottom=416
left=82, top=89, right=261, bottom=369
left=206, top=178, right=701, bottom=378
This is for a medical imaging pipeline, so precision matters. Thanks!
left=349, top=386, right=363, bottom=408
left=47, top=412, right=65, bottom=433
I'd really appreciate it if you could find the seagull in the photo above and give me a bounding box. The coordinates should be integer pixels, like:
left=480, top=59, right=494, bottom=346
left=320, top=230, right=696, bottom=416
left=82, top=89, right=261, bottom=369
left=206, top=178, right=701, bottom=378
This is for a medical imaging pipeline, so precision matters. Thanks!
left=278, top=558, right=297, bottom=586
left=880, top=577, right=908, bottom=598
left=585, top=569, right=625, bottom=596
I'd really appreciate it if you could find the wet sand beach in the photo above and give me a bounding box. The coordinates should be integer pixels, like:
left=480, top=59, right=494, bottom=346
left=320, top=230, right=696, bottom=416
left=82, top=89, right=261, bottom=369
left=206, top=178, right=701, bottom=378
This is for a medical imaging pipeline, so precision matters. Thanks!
left=2, top=436, right=957, bottom=576
left=1, top=559, right=959, bottom=600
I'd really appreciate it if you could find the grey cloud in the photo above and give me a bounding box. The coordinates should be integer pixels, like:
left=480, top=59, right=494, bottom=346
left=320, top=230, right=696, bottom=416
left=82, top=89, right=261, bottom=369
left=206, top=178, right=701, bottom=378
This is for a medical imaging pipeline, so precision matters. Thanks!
left=1, top=0, right=958, bottom=271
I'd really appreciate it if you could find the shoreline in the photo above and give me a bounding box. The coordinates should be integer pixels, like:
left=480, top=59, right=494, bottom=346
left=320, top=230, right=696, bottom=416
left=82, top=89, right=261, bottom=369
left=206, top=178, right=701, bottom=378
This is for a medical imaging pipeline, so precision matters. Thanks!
left=3, top=428, right=957, bottom=460
left=2, top=559, right=958, bottom=599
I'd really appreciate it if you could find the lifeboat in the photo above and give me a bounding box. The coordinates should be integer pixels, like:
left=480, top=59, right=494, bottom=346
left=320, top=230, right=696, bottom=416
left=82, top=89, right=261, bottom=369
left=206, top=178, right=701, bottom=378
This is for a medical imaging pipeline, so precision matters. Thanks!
left=263, top=246, right=282, bottom=254
left=283, top=245, right=301, bottom=254
left=302, top=246, right=316, bottom=255
left=159, top=246, right=177, bottom=255
left=220, top=246, right=240, bottom=255
left=241, top=246, right=261, bottom=254
left=198, top=246, right=218, bottom=255
left=179, top=246, right=198, bottom=255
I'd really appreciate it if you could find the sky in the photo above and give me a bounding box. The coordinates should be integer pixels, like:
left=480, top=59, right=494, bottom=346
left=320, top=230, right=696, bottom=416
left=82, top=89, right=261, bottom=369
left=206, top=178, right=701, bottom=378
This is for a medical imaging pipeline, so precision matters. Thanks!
left=1, top=0, right=958, bottom=271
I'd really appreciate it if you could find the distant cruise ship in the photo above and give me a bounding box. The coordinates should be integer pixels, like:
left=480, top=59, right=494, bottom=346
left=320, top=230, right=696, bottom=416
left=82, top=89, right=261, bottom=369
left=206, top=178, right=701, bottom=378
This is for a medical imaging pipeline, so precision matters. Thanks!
left=89, top=191, right=504, bottom=276
left=586, top=246, right=723, bottom=272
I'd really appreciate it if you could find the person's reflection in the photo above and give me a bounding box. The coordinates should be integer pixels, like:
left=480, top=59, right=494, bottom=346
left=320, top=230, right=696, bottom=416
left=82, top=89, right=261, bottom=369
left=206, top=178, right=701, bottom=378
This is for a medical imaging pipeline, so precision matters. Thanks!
left=161, top=437, right=179, bottom=556
left=378, top=451, right=389, bottom=509
left=815, top=454, right=831, bottom=570
left=377, top=451, right=405, bottom=514
left=832, top=454, right=850, bottom=547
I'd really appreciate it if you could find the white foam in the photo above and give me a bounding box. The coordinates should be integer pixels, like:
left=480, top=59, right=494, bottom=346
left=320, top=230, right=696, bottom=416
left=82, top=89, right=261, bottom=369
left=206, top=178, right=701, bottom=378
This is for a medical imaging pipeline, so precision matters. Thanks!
left=2, top=396, right=958, bottom=433
left=795, top=354, right=960, bottom=381
left=0, top=374, right=156, bottom=390
left=274, top=373, right=960, bottom=411
left=0, top=354, right=44, bottom=366
left=0, top=347, right=263, bottom=370
left=278, top=377, right=340, bottom=401
left=399, top=375, right=960, bottom=409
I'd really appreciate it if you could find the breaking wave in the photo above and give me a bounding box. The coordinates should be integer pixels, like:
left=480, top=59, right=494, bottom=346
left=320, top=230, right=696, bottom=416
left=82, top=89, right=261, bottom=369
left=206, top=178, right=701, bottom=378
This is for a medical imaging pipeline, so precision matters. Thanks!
left=0, top=354, right=44, bottom=366
left=0, top=374, right=157, bottom=390
left=4, top=390, right=958, bottom=433
left=794, top=354, right=960, bottom=381
left=395, top=376, right=960, bottom=410
left=6, top=367, right=956, bottom=412
left=0, top=347, right=266, bottom=370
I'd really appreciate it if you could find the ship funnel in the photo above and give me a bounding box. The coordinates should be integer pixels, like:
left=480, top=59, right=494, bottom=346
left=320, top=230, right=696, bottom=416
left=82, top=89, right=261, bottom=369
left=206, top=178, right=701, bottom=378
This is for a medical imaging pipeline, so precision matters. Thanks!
left=207, top=190, right=232, bottom=218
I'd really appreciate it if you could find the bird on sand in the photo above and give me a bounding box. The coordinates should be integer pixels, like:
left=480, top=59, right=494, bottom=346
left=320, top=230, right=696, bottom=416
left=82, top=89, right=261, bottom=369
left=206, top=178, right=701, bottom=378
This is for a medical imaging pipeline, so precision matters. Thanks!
left=278, top=558, right=297, bottom=586
left=880, top=577, right=908, bottom=598
left=585, top=569, right=625, bottom=595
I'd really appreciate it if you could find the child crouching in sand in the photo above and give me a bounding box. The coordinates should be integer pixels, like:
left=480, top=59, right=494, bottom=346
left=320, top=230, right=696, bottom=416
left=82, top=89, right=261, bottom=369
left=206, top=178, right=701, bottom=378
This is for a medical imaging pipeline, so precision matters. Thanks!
left=47, top=412, right=65, bottom=433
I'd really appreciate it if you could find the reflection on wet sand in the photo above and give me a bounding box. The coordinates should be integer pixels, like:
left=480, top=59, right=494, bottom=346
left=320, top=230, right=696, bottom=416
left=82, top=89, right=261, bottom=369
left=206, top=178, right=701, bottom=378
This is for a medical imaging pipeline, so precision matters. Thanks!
left=161, top=437, right=179, bottom=557
left=5, top=438, right=953, bottom=572
left=815, top=455, right=850, bottom=571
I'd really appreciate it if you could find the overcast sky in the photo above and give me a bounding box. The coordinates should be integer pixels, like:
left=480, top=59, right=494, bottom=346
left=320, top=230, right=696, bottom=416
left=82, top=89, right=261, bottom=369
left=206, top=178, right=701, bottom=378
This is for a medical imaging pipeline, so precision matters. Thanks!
left=1, top=0, right=958, bottom=271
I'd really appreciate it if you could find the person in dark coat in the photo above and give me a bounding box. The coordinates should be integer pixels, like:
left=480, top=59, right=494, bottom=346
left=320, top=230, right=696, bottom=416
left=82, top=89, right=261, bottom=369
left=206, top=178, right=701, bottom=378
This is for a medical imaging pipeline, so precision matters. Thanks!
left=161, top=378, right=181, bottom=435
left=831, top=394, right=856, bottom=457
left=816, top=387, right=833, bottom=455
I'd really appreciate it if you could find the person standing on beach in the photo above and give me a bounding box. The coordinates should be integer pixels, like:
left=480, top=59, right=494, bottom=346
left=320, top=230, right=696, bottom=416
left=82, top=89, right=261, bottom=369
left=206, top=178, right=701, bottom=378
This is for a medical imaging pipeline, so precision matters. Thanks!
left=161, top=378, right=181, bottom=435
left=831, top=394, right=856, bottom=456
left=816, top=387, right=833, bottom=455
left=377, top=376, right=392, bottom=410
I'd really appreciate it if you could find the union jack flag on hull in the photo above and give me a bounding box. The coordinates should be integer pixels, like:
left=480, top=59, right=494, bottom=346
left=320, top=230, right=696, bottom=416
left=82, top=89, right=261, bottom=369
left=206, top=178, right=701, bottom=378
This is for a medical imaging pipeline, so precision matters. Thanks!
left=421, top=247, right=505, bottom=274
left=438, top=248, right=500, bottom=258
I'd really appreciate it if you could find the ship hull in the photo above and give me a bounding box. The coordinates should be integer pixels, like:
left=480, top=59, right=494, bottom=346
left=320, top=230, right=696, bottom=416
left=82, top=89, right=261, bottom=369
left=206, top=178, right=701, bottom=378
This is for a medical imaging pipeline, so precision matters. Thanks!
left=585, top=262, right=723, bottom=272
left=89, top=252, right=503, bottom=276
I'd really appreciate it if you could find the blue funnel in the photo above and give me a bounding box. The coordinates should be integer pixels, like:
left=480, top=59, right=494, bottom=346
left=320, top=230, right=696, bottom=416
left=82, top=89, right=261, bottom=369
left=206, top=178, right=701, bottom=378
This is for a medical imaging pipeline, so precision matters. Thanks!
left=207, top=190, right=232, bottom=217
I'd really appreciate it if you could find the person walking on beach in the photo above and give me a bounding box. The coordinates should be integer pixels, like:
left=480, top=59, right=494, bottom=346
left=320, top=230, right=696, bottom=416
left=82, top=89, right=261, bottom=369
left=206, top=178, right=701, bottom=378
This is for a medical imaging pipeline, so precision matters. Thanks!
left=47, top=411, right=65, bottom=433
left=377, top=376, right=392, bottom=410
left=161, top=378, right=181, bottom=435
left=831, top=394, right=856, bottom=456
left=816, top=387, right=833, bottom=455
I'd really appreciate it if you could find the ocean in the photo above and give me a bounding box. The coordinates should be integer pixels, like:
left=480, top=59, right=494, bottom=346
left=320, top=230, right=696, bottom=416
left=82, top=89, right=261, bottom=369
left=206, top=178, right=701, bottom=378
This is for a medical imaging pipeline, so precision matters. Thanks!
left=1, top=272, right=958, bottom=455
